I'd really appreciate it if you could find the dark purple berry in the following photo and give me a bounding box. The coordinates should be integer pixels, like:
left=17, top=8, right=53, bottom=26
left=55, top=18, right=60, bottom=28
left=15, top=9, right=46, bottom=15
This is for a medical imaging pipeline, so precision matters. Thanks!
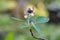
left=27, top=8, right=33, bottom=13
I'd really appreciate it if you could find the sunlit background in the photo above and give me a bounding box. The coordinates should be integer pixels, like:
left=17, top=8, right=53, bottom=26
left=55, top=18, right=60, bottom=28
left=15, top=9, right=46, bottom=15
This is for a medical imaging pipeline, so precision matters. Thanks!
left=0, top=0, right=60, bottom=40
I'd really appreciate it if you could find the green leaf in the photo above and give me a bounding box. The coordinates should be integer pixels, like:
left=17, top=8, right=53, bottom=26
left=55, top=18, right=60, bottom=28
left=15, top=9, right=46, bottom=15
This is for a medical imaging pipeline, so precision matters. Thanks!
left=11, top=17, right=24, bottom=22
left=31, top=22, right=45, bottom=38
left=19, top=22, right=29, bottom=28
left=35, top=16, right=49, bottom=23
left=5, top=32, right=15, bottom=40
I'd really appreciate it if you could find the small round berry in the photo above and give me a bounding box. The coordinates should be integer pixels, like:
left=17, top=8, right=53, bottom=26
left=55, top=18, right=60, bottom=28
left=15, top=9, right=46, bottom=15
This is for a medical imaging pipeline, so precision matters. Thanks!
left=27, top=8, right=33, bottom=13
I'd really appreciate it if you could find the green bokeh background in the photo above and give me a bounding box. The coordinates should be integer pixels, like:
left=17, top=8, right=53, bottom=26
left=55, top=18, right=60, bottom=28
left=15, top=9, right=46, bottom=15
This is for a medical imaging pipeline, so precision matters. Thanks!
left=0, top=0, right=60, bottom=40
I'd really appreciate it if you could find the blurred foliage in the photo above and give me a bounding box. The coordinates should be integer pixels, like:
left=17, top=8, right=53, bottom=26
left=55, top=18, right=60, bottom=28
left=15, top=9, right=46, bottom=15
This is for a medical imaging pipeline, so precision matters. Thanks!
left=0, top=14, right=60, bottom=40
left=0, top=14, right=11, bottom=26
left=5, top=32, right=15, bottom=40
left=0, top=0, right=60, bottom=40
left=0, top=0, right=16, bottom=11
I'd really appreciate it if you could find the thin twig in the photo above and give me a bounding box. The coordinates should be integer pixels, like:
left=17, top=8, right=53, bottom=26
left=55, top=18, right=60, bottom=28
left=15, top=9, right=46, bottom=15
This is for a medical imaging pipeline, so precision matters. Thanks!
left=30, top=29, right=38, bottom=39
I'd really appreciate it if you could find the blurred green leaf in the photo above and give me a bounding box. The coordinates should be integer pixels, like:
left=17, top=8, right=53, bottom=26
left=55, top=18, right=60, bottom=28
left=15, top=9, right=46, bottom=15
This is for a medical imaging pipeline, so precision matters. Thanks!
left=35, top=16, right=49, bottom=23
left=5, top=32, right=15, bottom=40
